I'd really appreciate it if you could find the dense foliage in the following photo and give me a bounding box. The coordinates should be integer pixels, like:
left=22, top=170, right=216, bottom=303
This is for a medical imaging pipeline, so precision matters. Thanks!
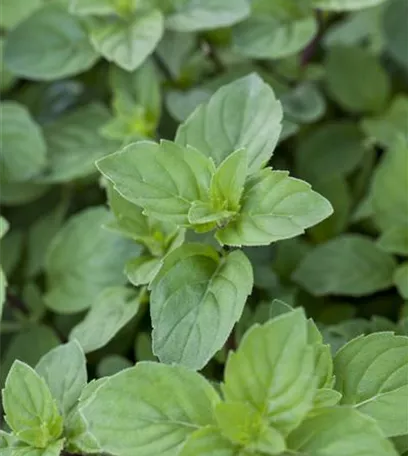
left=1, top=0, right=408, bottom=455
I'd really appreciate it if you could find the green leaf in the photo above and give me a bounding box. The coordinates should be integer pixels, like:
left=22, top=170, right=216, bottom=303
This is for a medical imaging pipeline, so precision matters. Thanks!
left=334, top=332, right=408, bottom=437
left=180, top=426, right=238, bottom=456
left=165, top=0, right=250, bottom=32
left=2, top=361, right=63, bottom=448
left=232, top=15, right=318, bottom=60
left=216, top=168, right=333, bottom=247
left=105, top=183, right=179, bottom=256
left=222, top=309, right=317, bottom=435
left=288, top=407, right=398, bottom=456
left=97, top=140, right=214, bottom=225
left=188, top=201, right=235, bottom=231
left=0, top=0, right=43, bottom=29
left=378, top=225, right=408, bottom=255
left=383, top=0, right=408, bottom=68
left=215, top=402, right=286, bottom=454
left=4, top=5, right=98, bottom=80
left=41, top=103, right=119, bottom=183
left=293, top=234, right=397, bottom=296
left=175, top=74, right=283, bottom=173
left=96, top=354, right=132, bottom=378
left=313, top=0, right=389, bottom=10
left=45, top=207, right=140, bottom=313
left=125, top=256, right=162, bottom=286
left=1, top=325, right=60, bottom=386
left=362, top=95, right=408, bottom=148
left=295, top=121, right=367, bottom=183
left=369, top=137, right=408, bottom=231
left=11, top=439, right=65, bottom=456
left=0, top=102, right=47, bottom=182
left=77, top=362, right=220, bottom=456
left=0, top=181, right=49, bottom=206
left=166, top=89, right=212, bottom=122
left=70, top=0, right=122, bottom=16
left=395, top=263, right=408, bottom=299
left=0, top=39, right=16, bottom=92
left=210, top=148, right=248, bottom=212
left=69, top=286, right=141, bottom=353
left=35, top=340, right=87, bottom=416
left=0, top=216, right=9, bottom=241
left=88, top=9, right=164, bottom=71
left=150, top=244, right=253, bottom=370
left=325, top=46, right=390, bottom=113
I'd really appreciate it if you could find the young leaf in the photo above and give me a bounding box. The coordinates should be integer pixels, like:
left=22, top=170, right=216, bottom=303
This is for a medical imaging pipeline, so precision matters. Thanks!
left=150, top=244, right=253, bottom=370
left=69, top=286, right=141, bottom=353
left=288, top=407, right=398, bottom=455
left=77, top=362, right=220, bottom=456
left=378, top=226, right=408, bottom=255
left=88, top=9, right=164, bottom=71
left=293, top=234, right=397, bottom=296
left=2, top=361, right=63, bottom=448
left=35, top=340, right=87, bottom=417
left=165, top=0, right=250, bottom=32
left=325, top=46, right=390, bottom=113
left=216, top=168, right=333, bottom=247
left=222, top=309, right=317, bottom=435
left=334, top=332, right=408, bottom=437
left=45, top=207, right=140, bottom=313
left=0, top=102, right=47, bottom=182
left=233, top=15, right=318, bottom=60
left=70, top=0, right=122, bottom=16
left=97, top=140, right=214, bottom=225
left=215, top=402, right=286, bottom=454
left=210, top=148, right=248, bottom=212
left=180, top=426, right=238, bottom=456
left=188, top=201, right=235, bottom=230
left=394, top=263, right=408, bottom=299
left=125, top=256, right=162, bottom=286
left=4, top=5, right=98, bottom=80
left=11, top=439, right=65, bottom=456
left=175, top=74, right=283, bottom=173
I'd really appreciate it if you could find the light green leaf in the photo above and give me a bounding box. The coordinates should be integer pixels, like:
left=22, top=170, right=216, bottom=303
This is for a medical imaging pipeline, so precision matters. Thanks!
left=293, top=234, right=397, bottom=296
left=210, top=148, right=248, bottom=212
left=105, top=184, right=179, bottom=256
left=0, top=0, right=43, bottom=29
left=125, top=256, right=162, bottom=286
left=222, top=309, right=317, bottom=435
left=370, top=137, right=408, bottom=231
left=134, top=332, right=157, bottom=362
left=216, top=168, right=333, bottom=247
left=215, top=402, right=286, bottom=454
left=97, top=140, right=214, bottom=225
left=295, top=122, right=367, bottom=183
left=45, top=207, right=140, bottom=313
left=395, top=263, right=408, bottom=299
left=11, top=439, right=65, bottom=456
left=1, top=325, right=60, bottom=386
left=288, top=407, right=398, bottom=455
left=313, top=0, right=388, bottom=10
left=0, top=216, right=9, bottom=240
left=325, top=45, right=390, bottom=113
left=88, top=9, right=164, bottom=71
left=166, top=89, right=212, bottom=122
left=77, top=362, right=220, bottom=456
left=4, top=6, right=98, bottom=80
left=188, top=201, right=235, bottom=230
left=165, top=0, right=250, bottom=32
left=383, top=0, right=408, bottom=68
left=150, top=244, right=253, bottom=370
left=0, top=430, right=15, bottom=454
left=0, top=181, right=49, bottom=206
left=362, top=95, right=408, bottom=148
left=334, top=332, right=408, bottom=436
left=0, top=102, right=47, bottom=182
left=69, top=286, right=141, bottom=352
left=70, top=0, right=122, bottom=16
left=2, top=361, right=63, bottom=448
left=175, top=74, right=283, bottom=173
left=180, top=426, right=238, bottom=456
left=40, top=103, right=119, bottom=183
left=378, top=225, right=408, bottom=255
left=232, top=15, right=318, bottom=60
left=35, top=340, right=87, bottom=416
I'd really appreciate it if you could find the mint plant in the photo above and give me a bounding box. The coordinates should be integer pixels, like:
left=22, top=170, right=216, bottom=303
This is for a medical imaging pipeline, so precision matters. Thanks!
left=1, top=0, right=408, bottom=454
